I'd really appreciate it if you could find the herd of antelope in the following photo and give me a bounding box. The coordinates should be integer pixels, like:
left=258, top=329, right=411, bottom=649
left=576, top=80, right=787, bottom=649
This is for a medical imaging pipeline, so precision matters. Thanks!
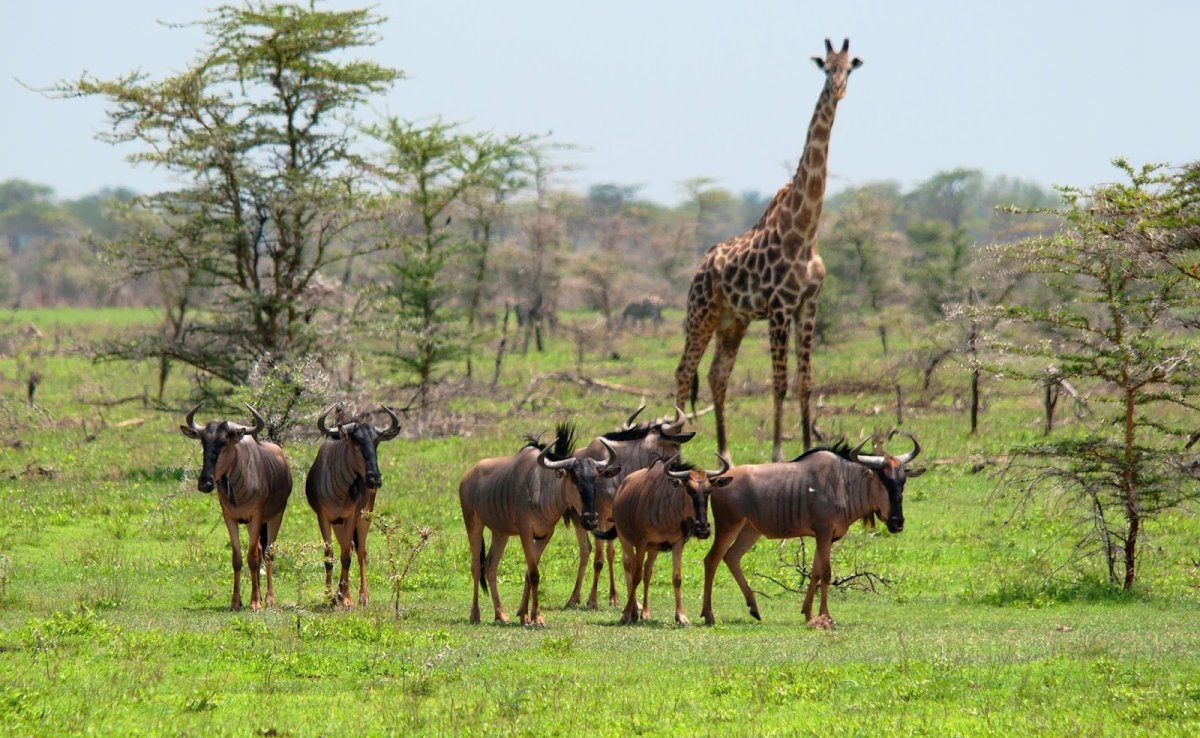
left=180, top=402, right=922, bottom=630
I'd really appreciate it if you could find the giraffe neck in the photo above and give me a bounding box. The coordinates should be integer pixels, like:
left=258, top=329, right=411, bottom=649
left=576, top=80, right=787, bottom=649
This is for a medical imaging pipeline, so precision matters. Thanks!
left=764, top=84, right=839, bottom=259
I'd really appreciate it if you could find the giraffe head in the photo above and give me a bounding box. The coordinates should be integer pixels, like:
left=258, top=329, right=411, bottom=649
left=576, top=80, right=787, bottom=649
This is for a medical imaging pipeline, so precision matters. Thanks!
left=811, top=38, right=863, bottom=101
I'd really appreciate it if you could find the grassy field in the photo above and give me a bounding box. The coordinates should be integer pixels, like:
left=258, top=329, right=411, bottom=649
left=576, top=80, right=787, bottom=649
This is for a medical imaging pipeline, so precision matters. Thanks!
left=1, top=308, right=1198, bottom=737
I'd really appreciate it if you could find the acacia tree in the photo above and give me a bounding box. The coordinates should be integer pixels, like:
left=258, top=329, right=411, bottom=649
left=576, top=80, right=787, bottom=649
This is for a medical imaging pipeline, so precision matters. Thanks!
left=366, top=117, right=533, bottom=414
left=981, top=160, right=1200, bottom=590
left=54, top=3, right=401, bottom=387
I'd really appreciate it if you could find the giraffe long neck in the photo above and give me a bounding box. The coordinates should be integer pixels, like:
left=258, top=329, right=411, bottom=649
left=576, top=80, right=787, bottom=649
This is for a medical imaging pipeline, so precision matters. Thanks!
left=769, top=84, right=839, bottom=258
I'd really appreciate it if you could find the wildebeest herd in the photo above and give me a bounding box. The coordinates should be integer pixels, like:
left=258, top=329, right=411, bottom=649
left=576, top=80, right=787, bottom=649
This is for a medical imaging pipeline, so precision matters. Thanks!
left=178, top=37, right=919, bottom=630
left=179, top=402, right=922, bottom=630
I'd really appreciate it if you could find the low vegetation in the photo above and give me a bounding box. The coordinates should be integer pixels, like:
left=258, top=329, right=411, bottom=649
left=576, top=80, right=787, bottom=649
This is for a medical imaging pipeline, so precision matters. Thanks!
left=1, top=309, right=1198, bottom=736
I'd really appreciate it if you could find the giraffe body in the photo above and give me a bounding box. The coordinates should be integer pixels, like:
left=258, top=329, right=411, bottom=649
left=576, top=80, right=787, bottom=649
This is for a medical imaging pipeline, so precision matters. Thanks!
left=675, top=39, right=861, bottom=463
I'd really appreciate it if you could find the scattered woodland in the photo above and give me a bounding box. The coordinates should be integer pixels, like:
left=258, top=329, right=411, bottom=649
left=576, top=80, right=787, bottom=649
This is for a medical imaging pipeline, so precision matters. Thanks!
left=1, top=4, right=1199, bottom=734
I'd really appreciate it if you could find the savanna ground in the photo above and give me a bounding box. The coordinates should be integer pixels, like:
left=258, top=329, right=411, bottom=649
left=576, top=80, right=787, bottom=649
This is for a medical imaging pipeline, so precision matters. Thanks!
left=1, top=308, right=1199, bottom=737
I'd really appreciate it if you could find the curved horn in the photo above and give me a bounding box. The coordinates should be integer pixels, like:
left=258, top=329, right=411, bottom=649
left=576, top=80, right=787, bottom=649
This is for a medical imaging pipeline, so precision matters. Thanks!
left=596, top=438, right=617, bottom=470
left=824, top=38, right=833, bottom=54
left=895, top=433, right=921, bottom=466
left=242, top=403, right=266, bottom=437
left=841, top=38, right=850, bottom=53
left=622, top=402, right=647, bottom=430
left=705, top=453, right=731, bottom=480
left=185, top=404, right=204, bottom=432
left=661, top=406, right=687, bottom=435
left=850, top=436, right=885, bottom=469
left=377, top=404, right=402, bottom=440
left=537, top=443, right=575, bottom=471
left=316, top=406, right=342, bottom=439
left=665, top=455, right=690, bottom=481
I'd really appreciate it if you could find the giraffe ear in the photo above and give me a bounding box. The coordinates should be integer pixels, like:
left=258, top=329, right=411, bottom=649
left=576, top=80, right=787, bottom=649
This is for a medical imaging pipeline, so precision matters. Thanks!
left=812, top=57, right=826, bottom=70
left=851, top=57, right=863, bottom=69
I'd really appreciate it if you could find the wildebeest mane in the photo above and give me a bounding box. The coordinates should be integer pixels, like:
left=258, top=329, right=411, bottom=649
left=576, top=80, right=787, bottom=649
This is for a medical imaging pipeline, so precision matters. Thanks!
left=666, top=458, right=696, bottom=473
left=522, top=423, right=577, bottom=460
left=788, top=439, right=854, bottom=463
left=601, top=423, right=658, bottom=443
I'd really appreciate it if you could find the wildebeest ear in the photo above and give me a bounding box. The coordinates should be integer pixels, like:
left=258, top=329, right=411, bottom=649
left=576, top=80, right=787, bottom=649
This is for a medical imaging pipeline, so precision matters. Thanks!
left=905, top=466, right=927, bottom=478
left=668, top=477, right=684, bottom=488
left=601, top=464, right=622, bottom=478
left=712, top=476, right=734, bottom=487
left=554, top=469, right=566, bottom=479
left=180, top=425, right=201, bottom=439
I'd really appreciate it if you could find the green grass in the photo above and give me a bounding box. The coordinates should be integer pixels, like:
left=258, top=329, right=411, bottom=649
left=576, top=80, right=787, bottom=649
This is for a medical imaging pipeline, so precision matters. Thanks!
left=1, top=309, right=1199, bottom=736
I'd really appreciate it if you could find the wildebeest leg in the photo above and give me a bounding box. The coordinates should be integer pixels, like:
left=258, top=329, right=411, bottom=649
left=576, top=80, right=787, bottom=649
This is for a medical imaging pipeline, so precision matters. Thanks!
left=586, top=533, right=603, bottom=609
left=709, top=319, right=749, bottom=464
left=671, top=541, right=689, bottom=625
left=318, top=515, right=335, bottom=602
left=564, top=520, right=590, bottom=609
left=619, top=541, right=644, bottom=625
left=605, top=540, right=619, bottom=606
left=722, top=526, right=763, bottom=621
left=224, top=516, right=244, bottom=611
left=333, top=521, right=356, bottom=608
left=356, top=494, right=375, bottom=607
left=263, top=511, right=284, bottom=607
left=245, top=513, right=265, bottom=611
left=805, top=534, right=835, bottom=629
left=517, top=535, right=550, bottom=627
left=768, top=312, right=790, bottom=462
left=701, top=517, right=747, bottom=626
left=641, top=547, right=660, bottom=621
left=484, top=533, right=511, bottom=624
left=464, top=514, right=486, bottom=624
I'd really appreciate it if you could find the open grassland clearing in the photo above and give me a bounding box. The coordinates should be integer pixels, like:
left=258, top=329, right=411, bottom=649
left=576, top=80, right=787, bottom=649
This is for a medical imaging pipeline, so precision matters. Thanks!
left=1, top=309, right=1199, bottom=736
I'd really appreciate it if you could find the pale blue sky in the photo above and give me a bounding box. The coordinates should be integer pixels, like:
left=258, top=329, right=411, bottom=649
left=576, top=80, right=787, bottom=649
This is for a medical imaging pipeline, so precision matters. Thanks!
left=3, top=1, right=1197, bottom=204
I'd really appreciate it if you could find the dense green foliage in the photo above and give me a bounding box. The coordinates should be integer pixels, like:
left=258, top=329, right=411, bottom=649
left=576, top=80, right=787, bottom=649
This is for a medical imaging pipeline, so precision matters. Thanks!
left=1, top=310, right=1198, bottom=736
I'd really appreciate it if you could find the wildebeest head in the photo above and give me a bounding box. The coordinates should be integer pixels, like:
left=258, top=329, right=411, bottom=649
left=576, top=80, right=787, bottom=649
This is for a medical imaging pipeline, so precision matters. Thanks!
left=538, top=429, right=619, bottom=531
left=317, top=405, right=401, bottom=489
left=180, top=403, right=265, bottom=493
left=605, top=404, right=696, bottom=463
left=849, top=433, right=923, bottom=534
left=665, top=453, right=732, bottom=540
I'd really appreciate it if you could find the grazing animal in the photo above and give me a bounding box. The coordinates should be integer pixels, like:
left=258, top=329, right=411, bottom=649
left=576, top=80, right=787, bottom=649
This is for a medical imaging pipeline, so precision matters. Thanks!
left=701, top=434, right=921, bottom=629
left=611, top=455, right=731, bottom=625
left=564, top=405, right=696, bottom=609
left=459, top=424, right=619, bottom=626
left=180, top=404, right=293, bottom=611
left=675, top=38, right=863, bottom=462
left=621, top=296, right=665, bottom=332
left=305, top=405, right=401, bottom=608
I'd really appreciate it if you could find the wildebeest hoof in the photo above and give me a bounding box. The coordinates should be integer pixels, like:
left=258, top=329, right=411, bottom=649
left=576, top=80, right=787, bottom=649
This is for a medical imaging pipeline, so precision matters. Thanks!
left=676, top=613, right=690, bottom=626
left=807, top=614, right=835, bottom=630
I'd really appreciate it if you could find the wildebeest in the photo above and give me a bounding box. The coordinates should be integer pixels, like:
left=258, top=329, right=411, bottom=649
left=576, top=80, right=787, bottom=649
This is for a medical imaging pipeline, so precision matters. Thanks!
left=563, top=405, right=696, bottom=609
left=305, top=405, right=401, bottom=608
left=620, top=296, right=665, bottom=332
left=180, top=403, right=294, bottom=611
left=610, top=454, right=731, bottom=625
left=701, top=434, right=922, bottom=629
left=459, top=424, right=619, bottom=626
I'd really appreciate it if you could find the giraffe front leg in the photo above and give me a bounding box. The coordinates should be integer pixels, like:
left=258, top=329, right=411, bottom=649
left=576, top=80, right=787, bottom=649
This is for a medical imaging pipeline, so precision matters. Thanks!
left=794, top=292, right=822, bottom=452
left=709, top=320, right=749, bottom=464
left=768, top=313, right=791, bottom=462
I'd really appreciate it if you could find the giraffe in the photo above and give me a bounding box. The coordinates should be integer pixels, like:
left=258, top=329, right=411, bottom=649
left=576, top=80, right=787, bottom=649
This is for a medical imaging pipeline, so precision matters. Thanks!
left=674, top=38, right=862, bottom=463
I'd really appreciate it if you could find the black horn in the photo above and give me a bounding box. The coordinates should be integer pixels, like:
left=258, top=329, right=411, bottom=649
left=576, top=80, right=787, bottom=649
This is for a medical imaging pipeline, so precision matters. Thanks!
left=377, top=404, right=402, bottom=441
left=316, top=406, right=343, bottom=439
left=596, top=438, right=617, bottom=470
left=185, top=404, right=204, bottom=433
left=896, top=433, right=921, bottom=465
left=665, top=455, right=690, bottom=481
left=850, top=436, right=885, bottom=469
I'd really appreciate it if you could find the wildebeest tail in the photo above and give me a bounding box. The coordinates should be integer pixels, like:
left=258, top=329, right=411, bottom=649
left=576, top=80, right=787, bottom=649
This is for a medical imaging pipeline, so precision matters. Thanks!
left=479, top=544, right=489, bottom=594
left=259, top=522, right=270, bottom=560
left=690, top=372, right=699, bottom=411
